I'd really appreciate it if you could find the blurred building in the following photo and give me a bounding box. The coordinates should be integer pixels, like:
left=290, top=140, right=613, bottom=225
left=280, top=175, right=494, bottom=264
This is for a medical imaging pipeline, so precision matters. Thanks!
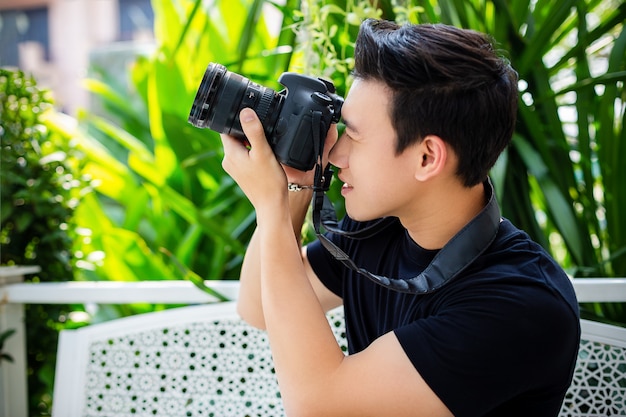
left=0, top=0, right=154, bottom=115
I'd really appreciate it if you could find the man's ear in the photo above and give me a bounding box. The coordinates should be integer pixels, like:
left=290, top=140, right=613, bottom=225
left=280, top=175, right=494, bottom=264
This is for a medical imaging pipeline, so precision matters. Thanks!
left=414, top=135, right=448, bottom=181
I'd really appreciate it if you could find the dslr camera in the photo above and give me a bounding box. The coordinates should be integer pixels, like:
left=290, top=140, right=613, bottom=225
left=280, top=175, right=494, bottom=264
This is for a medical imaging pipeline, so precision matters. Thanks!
left=188, top=63, right=343, bottom=171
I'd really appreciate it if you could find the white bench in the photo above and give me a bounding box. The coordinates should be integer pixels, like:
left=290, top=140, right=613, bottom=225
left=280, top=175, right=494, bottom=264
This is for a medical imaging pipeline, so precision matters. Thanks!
left=51, top=299, right=626, bottom=417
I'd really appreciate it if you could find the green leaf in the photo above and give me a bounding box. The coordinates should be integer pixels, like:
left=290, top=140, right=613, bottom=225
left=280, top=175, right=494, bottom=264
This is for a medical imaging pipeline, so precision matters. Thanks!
left=512, top=135, right=585, bottom=265
left=0, top=329, right=16, bottom=347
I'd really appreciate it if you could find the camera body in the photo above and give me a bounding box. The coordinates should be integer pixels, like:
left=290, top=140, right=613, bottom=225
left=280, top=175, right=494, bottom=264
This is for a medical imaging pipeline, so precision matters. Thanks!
left=270, top=72, right=342, bottom=170
left=188, top=63, right=343, bottom=171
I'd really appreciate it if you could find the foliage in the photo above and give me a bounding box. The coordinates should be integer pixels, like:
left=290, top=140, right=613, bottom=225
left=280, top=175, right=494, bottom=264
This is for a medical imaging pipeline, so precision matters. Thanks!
left=58, top=0, right=288, bottom=292
left=69, top=0, right=625, bottom=326
left=0, top=69, right=90, bottom=416
left=66, top=0, right=384, bottom=294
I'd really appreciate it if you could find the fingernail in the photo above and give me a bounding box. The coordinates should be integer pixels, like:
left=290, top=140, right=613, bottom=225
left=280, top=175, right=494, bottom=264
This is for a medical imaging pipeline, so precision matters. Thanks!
left=240, top=108, right=255, bottom=122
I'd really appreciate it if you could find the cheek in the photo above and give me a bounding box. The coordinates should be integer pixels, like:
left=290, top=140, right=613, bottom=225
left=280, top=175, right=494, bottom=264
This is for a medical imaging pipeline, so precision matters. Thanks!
left=362, top=154, right=416, bottom=199
left=345, top=159, right=401, bottom=219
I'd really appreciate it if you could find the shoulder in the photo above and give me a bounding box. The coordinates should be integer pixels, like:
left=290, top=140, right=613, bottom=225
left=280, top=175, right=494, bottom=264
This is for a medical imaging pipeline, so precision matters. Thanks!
left=485, top=219, right=572, bottom=286
left=462, top=218, right=579, bottom=318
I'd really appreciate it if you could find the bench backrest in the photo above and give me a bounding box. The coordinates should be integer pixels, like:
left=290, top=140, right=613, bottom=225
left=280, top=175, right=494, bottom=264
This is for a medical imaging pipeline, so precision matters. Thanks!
left=559, top=319, right=626, bottom=416
left=51, top=302, right=346, bottom=417
left=52, top=302, right=625, bottom=417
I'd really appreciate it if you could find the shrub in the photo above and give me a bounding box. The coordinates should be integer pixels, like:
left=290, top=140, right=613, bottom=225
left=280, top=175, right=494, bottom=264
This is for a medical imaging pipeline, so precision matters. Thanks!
left=0, top=68, right=90, bottom=415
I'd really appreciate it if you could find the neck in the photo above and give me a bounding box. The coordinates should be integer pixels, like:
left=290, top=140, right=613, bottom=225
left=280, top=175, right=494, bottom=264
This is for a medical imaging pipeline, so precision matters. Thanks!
left=401, top=179, right=487, bottom=250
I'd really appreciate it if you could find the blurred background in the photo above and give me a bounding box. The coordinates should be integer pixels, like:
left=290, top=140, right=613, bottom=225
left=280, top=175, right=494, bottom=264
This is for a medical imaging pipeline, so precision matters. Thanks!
left=0, top=0, right=155, bottom=115
left=1, top=0, right=625, bottom=415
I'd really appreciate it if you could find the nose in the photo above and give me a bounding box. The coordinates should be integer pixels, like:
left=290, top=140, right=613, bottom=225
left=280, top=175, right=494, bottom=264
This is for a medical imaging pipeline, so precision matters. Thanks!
left=329, top=132, right=348, bottom=168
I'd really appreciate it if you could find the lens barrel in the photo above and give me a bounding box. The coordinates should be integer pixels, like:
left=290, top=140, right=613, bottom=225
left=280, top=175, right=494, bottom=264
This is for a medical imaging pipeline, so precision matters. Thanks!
left=188, top=63, right=282, bottom=140
left=188, top=62, right=343, bottom=170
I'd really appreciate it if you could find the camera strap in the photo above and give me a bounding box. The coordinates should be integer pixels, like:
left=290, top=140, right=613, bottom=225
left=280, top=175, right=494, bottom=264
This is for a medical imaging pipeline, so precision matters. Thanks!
left=309, top=111, right=502, bottom=294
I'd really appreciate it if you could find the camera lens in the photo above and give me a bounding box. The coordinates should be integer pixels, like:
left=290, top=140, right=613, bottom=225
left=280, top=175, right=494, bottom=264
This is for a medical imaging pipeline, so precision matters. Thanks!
left=188, top=63, right=283, bottom=140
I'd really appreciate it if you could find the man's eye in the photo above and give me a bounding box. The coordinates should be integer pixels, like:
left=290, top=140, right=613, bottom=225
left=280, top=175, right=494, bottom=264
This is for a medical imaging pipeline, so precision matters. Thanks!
left=345, top=132, right=358, bottom=142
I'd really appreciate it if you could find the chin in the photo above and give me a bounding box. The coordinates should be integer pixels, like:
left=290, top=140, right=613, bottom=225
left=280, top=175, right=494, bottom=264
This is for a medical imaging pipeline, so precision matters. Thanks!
left=345, top=207, right=382, bottom=222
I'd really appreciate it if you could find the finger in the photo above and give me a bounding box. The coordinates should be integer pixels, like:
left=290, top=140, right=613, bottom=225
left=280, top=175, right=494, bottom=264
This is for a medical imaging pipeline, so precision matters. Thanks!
left=239, top=108, right=271, bottom=155
left=220, top=133, right=247, bottom=159
left=219, top=134, right=239, bottom=175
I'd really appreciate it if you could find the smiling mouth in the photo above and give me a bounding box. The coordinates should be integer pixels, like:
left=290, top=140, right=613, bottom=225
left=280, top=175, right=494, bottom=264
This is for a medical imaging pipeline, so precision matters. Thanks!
left=337, top=173, right=353, bottom=191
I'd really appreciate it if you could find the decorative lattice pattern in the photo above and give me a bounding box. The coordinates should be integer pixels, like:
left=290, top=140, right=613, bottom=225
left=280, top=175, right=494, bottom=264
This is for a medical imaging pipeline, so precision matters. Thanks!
left=82, top=310, right=347, bottom=417
left=76, top=306, right=625, bottom=417
left=559, top=338, right=626, bottom=416
left=84, top=319, right=280, bottom=417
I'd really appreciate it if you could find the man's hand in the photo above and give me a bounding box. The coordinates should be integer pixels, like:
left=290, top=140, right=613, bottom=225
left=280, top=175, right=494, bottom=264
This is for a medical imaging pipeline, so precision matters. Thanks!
left=220, top=108, right=289, bottom=213
left=220, top=108, right=339, bottom=208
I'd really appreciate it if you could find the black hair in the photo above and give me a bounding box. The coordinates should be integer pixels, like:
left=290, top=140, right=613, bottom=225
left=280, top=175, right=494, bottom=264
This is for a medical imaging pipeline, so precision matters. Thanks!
left=353, top=19, right=518, bottom=187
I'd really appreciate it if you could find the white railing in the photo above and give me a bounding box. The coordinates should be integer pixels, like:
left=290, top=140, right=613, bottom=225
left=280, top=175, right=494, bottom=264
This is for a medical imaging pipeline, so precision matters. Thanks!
left=1, top=265, right=626, bottom=417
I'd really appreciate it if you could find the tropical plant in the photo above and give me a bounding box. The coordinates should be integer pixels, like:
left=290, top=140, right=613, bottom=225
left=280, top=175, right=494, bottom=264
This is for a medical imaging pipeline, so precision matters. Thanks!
left=49, top=0, right=287, bottom=289
left=59, top=0, right=392, bottom=294
left=62, top=0, right=625, bottom=326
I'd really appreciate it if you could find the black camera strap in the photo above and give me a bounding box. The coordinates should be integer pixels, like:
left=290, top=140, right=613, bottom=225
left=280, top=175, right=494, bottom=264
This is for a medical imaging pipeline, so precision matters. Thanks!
left=309, top=111, right=502, bottom=294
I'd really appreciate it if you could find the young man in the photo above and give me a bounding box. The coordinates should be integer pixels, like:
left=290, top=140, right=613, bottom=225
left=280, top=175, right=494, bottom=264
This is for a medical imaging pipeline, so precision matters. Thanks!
left=220, top=18, right=580, bottom=417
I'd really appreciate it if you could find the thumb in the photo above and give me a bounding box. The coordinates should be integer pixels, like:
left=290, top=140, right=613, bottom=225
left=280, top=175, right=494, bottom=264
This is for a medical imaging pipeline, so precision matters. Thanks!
left=239, top=108, right=268, bottom=150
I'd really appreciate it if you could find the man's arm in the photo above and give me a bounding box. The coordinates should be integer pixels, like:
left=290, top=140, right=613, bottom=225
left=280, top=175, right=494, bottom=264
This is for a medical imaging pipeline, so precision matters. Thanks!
left=238, top=188, right=341, bottom=329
